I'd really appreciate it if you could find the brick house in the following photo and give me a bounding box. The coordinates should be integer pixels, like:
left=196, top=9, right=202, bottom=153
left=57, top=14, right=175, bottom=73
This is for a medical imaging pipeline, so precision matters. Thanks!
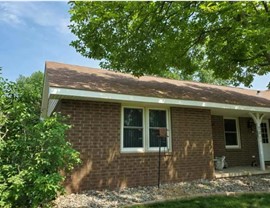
left=41, top=61, right=270, bottom=193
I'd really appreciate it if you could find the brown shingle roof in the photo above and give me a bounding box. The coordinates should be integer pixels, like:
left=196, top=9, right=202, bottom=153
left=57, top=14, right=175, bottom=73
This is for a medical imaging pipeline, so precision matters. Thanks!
left=45, top=61, right=270, bottom=108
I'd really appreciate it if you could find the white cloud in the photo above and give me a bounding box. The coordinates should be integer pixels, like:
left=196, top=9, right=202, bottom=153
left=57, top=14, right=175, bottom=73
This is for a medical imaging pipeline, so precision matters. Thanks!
left=0, top=3, right=24, bottom=25
left=0, top=2, right=70, bottom=34
left=0, top=12, right=22, bottom=25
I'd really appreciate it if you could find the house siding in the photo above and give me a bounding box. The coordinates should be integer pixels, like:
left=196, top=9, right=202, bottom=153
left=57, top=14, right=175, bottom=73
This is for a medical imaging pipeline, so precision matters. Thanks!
left=212, top=115, right=259, bottom=167
left=59, top=99, right=214, bottom=192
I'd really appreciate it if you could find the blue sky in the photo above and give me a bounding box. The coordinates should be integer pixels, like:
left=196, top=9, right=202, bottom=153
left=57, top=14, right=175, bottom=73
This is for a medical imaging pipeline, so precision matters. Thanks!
left=0, top=1, right=269, bottom=89
left=0, top=1, right=100, bottom=81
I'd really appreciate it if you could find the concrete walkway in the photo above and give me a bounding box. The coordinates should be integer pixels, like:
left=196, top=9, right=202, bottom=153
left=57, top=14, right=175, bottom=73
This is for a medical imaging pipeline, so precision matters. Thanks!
left=215, top=166, right=270, bottom=178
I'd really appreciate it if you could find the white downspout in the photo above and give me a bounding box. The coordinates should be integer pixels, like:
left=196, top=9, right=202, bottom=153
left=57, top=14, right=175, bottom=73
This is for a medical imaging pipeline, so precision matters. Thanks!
left=249, top=112, right=265, bottom=171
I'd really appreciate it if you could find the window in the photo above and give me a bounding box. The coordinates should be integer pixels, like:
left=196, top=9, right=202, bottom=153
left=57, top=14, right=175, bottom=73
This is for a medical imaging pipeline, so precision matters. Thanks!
left=224, top=118, right=241, bottom=148
left=121, top=107, right=170, bottom=152
left=261, top=122, right=269, bottom=144
left=149, top=109, right=167, bottom=149
left=123, top=108, right=144, bottom=151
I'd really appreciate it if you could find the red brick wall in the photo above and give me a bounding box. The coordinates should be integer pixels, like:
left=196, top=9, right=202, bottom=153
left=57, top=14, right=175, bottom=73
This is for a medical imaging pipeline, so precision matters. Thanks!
left=212, top=115, right=259, bottom=167
left=169, top=107, right=214, bottom=182
left=59, top=99, right=214, bottom=192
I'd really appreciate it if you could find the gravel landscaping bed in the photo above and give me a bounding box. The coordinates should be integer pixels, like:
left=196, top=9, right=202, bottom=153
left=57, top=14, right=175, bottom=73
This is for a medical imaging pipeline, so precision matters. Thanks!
left=54, top=174, right=270, bottom=208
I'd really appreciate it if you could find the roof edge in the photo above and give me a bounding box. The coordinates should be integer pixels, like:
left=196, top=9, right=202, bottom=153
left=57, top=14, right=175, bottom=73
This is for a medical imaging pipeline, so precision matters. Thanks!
left=41, top=64, right=49, bottom=118
left=45, top=61, right=269, bottom=92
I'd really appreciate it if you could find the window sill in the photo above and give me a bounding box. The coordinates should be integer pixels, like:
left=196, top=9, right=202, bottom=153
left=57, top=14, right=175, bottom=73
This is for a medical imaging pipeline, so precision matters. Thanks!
left=121, top=147, right=171, bottom=153
left=120, top=150, right=173, bottom=156
left=225, top=147, right=241, bottom=151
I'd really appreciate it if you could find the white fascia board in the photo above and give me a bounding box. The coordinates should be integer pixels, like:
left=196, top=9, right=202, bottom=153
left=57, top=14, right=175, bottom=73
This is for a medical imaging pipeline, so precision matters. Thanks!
left=40, top=73, right=49, bottom=119
left=48, top=87, right=270, bottom=113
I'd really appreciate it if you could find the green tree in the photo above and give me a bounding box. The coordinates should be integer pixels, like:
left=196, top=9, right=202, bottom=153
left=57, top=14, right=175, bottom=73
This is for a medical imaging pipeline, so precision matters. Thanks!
left=16, top=71, right=43, bottom=121
left=163, top=68, right=230, bottom=86
left=0, top=71, right=80, bottom=208
left=69, top=1, right=270, bottom=87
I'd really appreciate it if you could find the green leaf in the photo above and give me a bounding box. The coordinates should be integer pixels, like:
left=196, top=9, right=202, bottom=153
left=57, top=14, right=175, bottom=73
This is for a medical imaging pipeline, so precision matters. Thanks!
left=69, top=1, right=270, bottom=87
left=0, top=71, right=81, bottom=207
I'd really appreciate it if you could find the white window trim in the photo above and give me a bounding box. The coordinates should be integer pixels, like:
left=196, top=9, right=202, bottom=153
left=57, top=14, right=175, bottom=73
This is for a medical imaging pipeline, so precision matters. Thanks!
left=121, top=106, right=171, bottom=153
left=224, top=117, right=241, bottom=149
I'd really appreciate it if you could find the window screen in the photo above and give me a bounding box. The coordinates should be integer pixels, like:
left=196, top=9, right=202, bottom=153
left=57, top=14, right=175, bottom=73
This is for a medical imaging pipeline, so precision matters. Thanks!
left=123, top=108, right=143, bottom=148
left=149, top=109, right=167, bottom=147
left=261, top=123, right=269, bottom=144
left=224, top=119, right=239, bottom=147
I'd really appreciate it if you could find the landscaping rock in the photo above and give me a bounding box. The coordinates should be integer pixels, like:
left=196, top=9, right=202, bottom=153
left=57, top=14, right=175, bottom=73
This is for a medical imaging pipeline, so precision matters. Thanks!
left=54, top=175, right=270, bottom=208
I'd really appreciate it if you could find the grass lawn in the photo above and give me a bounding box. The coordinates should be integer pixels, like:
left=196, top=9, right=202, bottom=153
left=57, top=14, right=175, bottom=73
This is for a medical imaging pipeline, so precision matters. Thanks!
left=129, top=193, right=270, bottom=208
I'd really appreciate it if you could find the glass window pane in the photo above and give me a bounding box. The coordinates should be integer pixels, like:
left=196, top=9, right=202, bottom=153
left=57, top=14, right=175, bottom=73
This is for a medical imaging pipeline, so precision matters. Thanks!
left=225, top=133, right=238, bottom=146
left=261, top=123, right=269, bottom=143
left=224, top=119, right=236, bottom=131
left=124, top=108, right=143, bottom=127
left=263, top=138, right=269, bottom=144
left=262, top=132, right=268, bottom=141
left=149, top=129, right=167, bottom=147
left=124, top=128, right=143, bottom=148
left=149, top=110, right=166, bottom=127
left=261, top=123, right=267, bottom=128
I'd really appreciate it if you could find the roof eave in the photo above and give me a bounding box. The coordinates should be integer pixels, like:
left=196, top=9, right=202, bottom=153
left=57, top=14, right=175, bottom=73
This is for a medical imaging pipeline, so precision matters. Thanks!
left=47, top=87, right=270, bottom=115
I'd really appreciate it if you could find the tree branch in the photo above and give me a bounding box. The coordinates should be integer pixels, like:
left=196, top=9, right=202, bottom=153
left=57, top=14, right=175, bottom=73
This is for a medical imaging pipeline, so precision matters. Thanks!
left=258, top=62, right=270, bottom=67
left=251, top=2, right=259, bottom=14
left=165, top=2, right=195, bottom=21
left=181, top=26, right=232, bottom=57
left=158, top=1, right=166, bottom=14
left=165, top=1, right=173, bottom=15
left=0, top=127, right=8, bottom=140
left=181, top=30, right=206, bottom=56
left=262, top=1, right=269, bottom=13
left=231, top=55, right=263, bottom=63
left=131, top=3, right=154, bottom=35
left=262, top=50, right=270, bottom=64
left=231, top=50, right=270, bottom=68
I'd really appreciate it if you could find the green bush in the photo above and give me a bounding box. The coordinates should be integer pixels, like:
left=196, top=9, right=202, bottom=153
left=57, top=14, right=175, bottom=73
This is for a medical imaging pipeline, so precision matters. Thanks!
left=0, top=72, right=80, bottom=207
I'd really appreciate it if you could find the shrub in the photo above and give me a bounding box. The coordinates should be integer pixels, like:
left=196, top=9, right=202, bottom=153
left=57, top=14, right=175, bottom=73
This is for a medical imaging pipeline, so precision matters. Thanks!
left=0, top=71, right=80, bottom=207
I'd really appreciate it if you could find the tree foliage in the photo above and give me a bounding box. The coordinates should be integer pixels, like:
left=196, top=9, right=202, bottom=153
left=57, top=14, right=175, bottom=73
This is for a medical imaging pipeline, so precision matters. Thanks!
left=69, top=1, right=270, bottom=87
left=0, top=71, right=80, bottom=207
left=16, top=71, right=44, bottom=121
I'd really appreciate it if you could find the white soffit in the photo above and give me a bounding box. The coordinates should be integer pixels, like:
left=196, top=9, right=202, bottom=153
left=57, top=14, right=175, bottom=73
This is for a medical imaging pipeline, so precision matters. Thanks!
left=47, top=99, right=59, bottom=116
left=48, top=87, right=270, bottom=114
